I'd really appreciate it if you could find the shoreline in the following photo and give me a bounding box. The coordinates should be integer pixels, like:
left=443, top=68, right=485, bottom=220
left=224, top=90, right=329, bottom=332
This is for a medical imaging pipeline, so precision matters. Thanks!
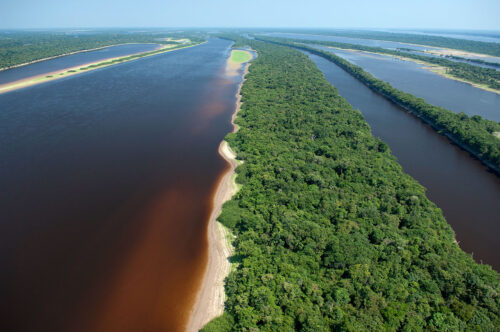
left=0, top=42, right=201, bottom=95
left=186, top=51, right=252, bottom=332
left=0, top=42, right=163, bottom=72
left=326, top=46, right=500, bottom=95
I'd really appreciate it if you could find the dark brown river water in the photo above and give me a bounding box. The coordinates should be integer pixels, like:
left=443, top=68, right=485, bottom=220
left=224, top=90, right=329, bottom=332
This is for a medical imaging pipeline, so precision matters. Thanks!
left=0, top=38, right=241, bottom=332
left=306, top=52, right=500, bottom=271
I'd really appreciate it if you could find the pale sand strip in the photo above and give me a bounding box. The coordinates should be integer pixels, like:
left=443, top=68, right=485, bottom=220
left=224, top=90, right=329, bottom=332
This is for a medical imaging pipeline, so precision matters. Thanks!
left=0, top=42, right=202, bottom=95
left=0, top=42, right=160, bottom=72
left=326, top=46, right=500, bottom=95
left=186, top=53, right=252, bottom=332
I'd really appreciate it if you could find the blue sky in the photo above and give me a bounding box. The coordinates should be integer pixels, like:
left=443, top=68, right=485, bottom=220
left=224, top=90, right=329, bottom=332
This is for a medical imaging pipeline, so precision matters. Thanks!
left=1, top=0, right=499, bottom=30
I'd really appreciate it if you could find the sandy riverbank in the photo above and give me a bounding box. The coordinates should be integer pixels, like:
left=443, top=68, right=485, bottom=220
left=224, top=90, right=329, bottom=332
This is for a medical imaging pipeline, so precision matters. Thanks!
left=0, top=42, right=161, bottom=73
left=327, top=46, right=500, bottom=95
left=186, top=50, right=252, bottom=332
left=0, top=41, right=200, bottom=95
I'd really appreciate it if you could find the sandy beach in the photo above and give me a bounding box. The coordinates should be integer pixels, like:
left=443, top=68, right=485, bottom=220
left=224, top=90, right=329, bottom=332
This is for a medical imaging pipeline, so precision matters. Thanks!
left=186, top=50, right=252, bottom=332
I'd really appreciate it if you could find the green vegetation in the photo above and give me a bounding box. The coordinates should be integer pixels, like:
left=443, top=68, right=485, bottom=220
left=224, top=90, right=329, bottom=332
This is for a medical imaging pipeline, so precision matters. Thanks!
left=259, top=37, right=500, bottom=172
left=203, top=37, right=500, bottom=331
left=279, top=30, right=500, bottom=57
left=256, top=36, right=500, bottom=91
left=440, top=56, right=500, bottom=68
left=0, top=31, right=205, bottom=70
left=231, top=49, right=252, bottom=63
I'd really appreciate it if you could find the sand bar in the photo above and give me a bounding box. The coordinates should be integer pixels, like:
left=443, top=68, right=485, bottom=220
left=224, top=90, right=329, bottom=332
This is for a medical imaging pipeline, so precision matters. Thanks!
left=0, top=40, right=201, bottom=94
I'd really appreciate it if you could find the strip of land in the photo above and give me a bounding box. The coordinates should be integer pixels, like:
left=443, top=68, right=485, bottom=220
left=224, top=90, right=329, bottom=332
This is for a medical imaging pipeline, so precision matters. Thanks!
left=0, top=42, right=162, bottom=72
left=187, top=49, right=252, bottom=332
left=327, top=46, right=500, bottom=95
left=271, top=40, right=500, bottom=173
left=0, top=40, right=200, bottom=94
left=257, top=36, right=500, bottom=94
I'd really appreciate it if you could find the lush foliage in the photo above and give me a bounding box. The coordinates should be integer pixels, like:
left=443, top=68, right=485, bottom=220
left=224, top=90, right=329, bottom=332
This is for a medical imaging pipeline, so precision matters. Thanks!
left=255, top=36, right=500, bottom=91
left=0, top=31, right=204, bottom=69
left=258, top=37, right=500, bottom=172
left=276, top=29, right=500, bottom=57
left=203, top=38, right=500, bottom=331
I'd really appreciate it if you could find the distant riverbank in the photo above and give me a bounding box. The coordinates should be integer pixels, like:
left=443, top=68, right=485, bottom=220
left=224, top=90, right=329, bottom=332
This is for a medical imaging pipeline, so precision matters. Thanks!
left=0, top=42, right=162, bottom=72
left=325, top=46, right=500, bottom=95
left=0, top=41, right=201, bottom=94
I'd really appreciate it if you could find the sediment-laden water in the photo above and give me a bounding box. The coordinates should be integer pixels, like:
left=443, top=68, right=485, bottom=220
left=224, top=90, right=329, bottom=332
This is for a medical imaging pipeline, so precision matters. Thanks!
left=0, top=38, right=242, bottom=332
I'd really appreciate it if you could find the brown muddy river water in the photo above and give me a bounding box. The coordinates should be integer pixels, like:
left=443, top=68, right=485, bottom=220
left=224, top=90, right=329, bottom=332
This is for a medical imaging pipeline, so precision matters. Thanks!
left=0, top=38, right=243, bottom=332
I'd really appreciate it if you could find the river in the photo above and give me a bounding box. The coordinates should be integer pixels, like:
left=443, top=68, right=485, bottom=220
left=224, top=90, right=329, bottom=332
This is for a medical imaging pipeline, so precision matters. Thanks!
left=0, top=38, right=241, bottom=332
left=305, top=52, right=500, bottom=271
left=314, top=46, right=500, bottom=122
left=265, top=32, right=500, bottom=65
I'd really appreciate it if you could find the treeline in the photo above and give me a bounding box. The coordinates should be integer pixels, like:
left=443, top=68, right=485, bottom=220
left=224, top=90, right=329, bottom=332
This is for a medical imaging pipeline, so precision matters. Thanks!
left=258, top=37, right=500, bottom=172
left=397, top=48, right=500, bottom=69
left=255, top=36, right=500, bottom=91
left=277, top=29, right=500, bottom=57
left=0, top=31, right=204, bottom=69
left=445, top=55, right=500, bottom=69
left=202, top=36, right=499, bottom=331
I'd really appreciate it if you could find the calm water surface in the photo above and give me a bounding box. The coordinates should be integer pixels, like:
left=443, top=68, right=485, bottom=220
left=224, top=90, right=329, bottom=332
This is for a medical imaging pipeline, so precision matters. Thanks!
left=266, top=32, right=500, bottom=64
left=315, top=46, right=500, bottom=122
left=306, top=52, right=500, bottom=270
left=0, top=38, right=241, bottom=332
left=0, top=43, right=160, bottom=84
left=265, top=32, right=438, bottom=51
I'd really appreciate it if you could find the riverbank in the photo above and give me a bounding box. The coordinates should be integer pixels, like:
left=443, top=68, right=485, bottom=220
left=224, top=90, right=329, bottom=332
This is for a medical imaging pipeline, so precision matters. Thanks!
left=260, top=39, right=500, bottom=174
left=186, top=49, right=252, bottom=332
left=0, top=42, right=163, bottom=72
left=311, top=47, right=500, bottom=174
left=326, top=46, right=500, bottom=95
left=0, top=41, right=200, bottom=94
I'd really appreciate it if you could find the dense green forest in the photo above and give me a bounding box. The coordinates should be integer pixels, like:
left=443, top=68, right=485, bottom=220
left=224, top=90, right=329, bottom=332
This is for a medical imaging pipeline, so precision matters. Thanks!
left=202, top=36, right=500, bottom=331
left=276, top=30, right=500, bottom=57
left=255, top=36, right=500, bottom=91
left=0, top=31, right=204, bottom=69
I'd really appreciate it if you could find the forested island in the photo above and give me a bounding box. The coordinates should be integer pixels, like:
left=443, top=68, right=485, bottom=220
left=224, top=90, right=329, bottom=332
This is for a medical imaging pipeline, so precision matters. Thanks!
left=0, top=30, right=204, bottom=69
left=272, top=29, right=500, bottom=57
left=256, top=36, right=500, bottom=91
left=202, top=35, right=500, bottom=331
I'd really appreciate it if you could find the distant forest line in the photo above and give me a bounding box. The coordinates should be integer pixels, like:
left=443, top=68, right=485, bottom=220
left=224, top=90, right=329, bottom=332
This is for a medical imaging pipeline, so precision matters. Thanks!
left=258, top=36, right=500, bottom=91
left=0, top=31, right=205, bottom=70
left=270, top=30, right=500, bottom=57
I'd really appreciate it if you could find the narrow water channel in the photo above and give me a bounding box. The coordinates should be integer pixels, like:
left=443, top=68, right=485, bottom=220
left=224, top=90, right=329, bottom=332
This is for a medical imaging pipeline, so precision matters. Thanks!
left=0, top=38, right=241, bottom=332
left=306, top=52, right=500, bottom=271
left=315, top=46, right=500, bottom=122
